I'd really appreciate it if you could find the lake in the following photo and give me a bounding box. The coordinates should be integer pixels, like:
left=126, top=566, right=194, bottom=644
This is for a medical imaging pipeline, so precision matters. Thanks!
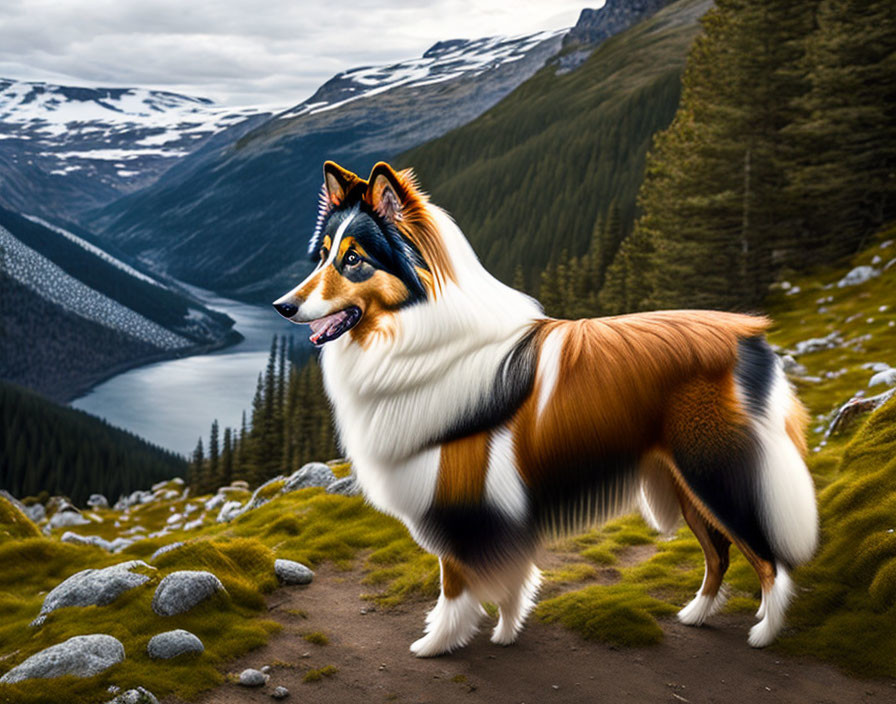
left=72, top=292, right=307, bottom=456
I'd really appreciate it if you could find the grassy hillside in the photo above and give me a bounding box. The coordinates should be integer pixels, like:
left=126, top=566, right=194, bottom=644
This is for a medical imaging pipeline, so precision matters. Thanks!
left=0, top=381, right=187, bottom=506
left=400, top=0, right=711, bottom=287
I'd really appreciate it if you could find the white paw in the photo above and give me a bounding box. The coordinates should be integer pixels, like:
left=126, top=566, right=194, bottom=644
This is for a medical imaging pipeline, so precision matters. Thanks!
left=748, top=619, right=776, bottom=648
left=410, top=633, right=450, bottom=658
left=677, top=593, right=722, bottom=627
left=490, top=619, right=519, bottom=646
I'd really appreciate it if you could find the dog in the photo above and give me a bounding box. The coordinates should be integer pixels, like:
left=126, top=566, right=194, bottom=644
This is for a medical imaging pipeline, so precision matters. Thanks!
left=273, top=160, right=818, bottom=656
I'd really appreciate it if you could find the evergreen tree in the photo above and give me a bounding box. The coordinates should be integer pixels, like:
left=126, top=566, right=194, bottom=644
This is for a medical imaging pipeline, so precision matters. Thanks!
left=221, top=426, right=234, bottom=488
left=189, top=437, right=205, bottom=494
left=207, top=419, right=220, bottom=491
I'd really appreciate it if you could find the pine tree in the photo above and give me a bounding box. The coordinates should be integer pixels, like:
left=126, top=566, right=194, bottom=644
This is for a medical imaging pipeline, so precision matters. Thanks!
left=207, top=419, right=220, bottom=491
left=189, top=437, right=205, bottom=493
left=221, top=426, right=234, bottom=488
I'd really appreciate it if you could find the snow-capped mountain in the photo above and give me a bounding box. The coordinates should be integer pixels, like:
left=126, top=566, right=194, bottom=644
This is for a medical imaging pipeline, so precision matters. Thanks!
left=91, top=30, right=566, bottom=299
left=279, top=31, right=562, bottom=120
left=0, top=78, right=279, bottom=220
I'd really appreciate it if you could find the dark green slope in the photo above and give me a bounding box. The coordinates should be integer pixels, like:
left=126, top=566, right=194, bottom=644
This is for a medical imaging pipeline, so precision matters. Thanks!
left=0, top=380, right=187, bottom=506
left=400, top=0, right=711, bottom=287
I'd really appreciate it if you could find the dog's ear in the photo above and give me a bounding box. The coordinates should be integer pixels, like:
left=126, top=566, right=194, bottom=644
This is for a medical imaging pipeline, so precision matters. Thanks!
left=366, top=162, right=420, bottom=222
left=323, top=161, right=362, bottom=206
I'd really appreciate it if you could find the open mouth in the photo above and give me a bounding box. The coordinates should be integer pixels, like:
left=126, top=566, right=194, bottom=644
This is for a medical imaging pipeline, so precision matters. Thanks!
left=307, top=306, right=362, bottom=345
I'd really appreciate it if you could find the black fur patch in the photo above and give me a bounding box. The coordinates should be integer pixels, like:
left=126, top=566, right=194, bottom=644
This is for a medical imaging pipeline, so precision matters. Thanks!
left=419, top=503, right=535, bottom=571
left=735, top=336, right=776, bottom=416
left=671, top=428, right=778, bottom=566
left=431, top=326, right=539, bottom=445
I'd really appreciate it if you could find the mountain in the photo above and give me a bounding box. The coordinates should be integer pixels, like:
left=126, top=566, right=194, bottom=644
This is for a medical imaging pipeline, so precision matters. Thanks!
left=0, top=78, right=277, bottom=221
left=88, top=31, right=565, bottom=300
left=0, top=205, right=238, bottom=401
left=399, top=0, right=710, bottom=287
left=0, top=380, right=187, bottom=506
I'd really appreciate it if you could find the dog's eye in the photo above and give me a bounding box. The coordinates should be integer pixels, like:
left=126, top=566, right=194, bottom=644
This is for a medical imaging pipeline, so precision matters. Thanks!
left=344, top=250, right=360, bottom=267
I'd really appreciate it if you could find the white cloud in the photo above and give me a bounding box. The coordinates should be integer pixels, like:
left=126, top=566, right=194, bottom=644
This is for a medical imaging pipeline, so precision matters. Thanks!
left=0, top=1, right=601, bottom=107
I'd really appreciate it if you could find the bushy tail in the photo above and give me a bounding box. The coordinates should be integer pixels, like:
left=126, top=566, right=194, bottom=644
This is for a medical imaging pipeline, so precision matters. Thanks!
left=753, top=367, right=818, bottom=567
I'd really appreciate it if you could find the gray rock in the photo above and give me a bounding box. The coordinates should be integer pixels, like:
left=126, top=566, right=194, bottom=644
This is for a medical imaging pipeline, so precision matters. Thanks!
left=791, top=331, right=842, bottom=355
left=147, top=629, right=204, bottom=659
left=24, top=502, right=46, bottom=523
left=60, top=531, right=115, bottom=551
left=152, top=570, right=225, bottom=616
left=150, top=541, right=184, bottom=562
left=271, top=685, right=290, bottom=699
left=204, top=493, right=226, bottom=511
left=326, top=476, right=362, bottom=496
left=216, top=500, right=244, bottom=523
left=48, top=508, right=90, bottom=530
left=275, top=559, right=314, bottom=585
left=869, top=368, right=896, bottom=388
left=0, top=634, right=124, bottom=683
left=285, top=462, right=336, bottom=492
left=38, top=561, right=152, bottom=618
left=780, top=354, right=808, bottom=377
left=243, top=475, right=287, bottom=512
left=238, top=668, right=268, bottom=686
left=87, top=494, right=109, bottom=509
left=104, top=686, right=159, bottom=704
left=837, top=265, right=879, bottom=287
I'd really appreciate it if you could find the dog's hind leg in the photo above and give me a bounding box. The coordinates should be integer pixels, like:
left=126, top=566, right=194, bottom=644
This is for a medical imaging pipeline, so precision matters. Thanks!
left=491, top=561, right=542, bottom=646
left=673, top=482, right=732, bottom=626
left=411, top=557, right=485, bottom=657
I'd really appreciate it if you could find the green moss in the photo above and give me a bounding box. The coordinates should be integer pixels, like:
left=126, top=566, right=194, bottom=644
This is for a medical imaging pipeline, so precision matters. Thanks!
left=256, top=480, right=285, bottom=501
left=0, top=496, right=41, bottom=539
left=302, top=664, right=338, bottom=683
left=301, top=631, right=329, bottom=645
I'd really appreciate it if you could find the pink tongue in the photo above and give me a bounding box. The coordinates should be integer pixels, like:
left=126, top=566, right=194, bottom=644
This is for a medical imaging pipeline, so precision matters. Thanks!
left=308, top=310, right=350, bottom=343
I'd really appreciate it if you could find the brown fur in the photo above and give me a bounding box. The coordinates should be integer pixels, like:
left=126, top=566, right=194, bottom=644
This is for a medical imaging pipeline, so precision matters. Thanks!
left=436, top=432, right=491, bottom=505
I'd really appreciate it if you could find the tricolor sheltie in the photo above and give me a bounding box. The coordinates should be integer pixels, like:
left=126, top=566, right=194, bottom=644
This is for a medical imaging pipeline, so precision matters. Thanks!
left=274, top=161, right=818, bottom=657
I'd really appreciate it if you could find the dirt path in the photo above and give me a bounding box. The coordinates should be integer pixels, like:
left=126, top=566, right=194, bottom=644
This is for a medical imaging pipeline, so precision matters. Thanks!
left=176, top=564, right=893, bottom=704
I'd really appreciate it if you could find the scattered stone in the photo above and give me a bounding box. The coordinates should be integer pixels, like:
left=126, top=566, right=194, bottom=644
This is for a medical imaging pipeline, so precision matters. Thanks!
left=147, top=629, right=204, bottom=659
left=243, top=475, right=287, bottom=513
left=204, top=493, right=227, bottom=512
left=47, top=507, right=90, bottom=531
left=104, top=687, right=159, bottom=704
left=230, top=480, right=250, bottom=490
left=779, top=354, right=808, bottom=377
left=837, top=265, right=879, bottom=287
left=271, top=685, right=290, bottom=699
left=217, top=500, right=244, bottom=523
left=863, top=361, right=892, bottom=373
left=275, top=559, right=314, bottom=585
left=790, top=331, right=842, bottom=355
left=261, top=665, right=272, bottom=674
left=284, top=462, right=336, bottom=492
left=37, top=561, right=152, bottom=620
left=326, top=476, right=362, bottom=496
left=152, top=570, right=225, bottom=616
left=60, top=532, right=115, bottom=551
left=238, top=668, right=268, bottom=687
left=166, top=513, right=183, bottom=525
left=885, top=258, right=896, bottom=271
left=870, top=368, right=896, bottom=388
left=0, top=634, right=124, bottom=683
left=183, top=517, right=205, bottom=531
left=24, top=503, right=46, bottom=523
left=150, top=542, right=185, bottom=562
left=87, top=494, right=110, bottom=509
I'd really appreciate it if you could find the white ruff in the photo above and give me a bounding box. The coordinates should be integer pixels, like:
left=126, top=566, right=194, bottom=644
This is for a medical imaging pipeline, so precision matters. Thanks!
left=321, top=205, right=542, bottom=521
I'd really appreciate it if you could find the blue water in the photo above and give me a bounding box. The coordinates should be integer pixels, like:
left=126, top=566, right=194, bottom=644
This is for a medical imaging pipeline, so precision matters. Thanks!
left=72, top=292, right=306, bottom=456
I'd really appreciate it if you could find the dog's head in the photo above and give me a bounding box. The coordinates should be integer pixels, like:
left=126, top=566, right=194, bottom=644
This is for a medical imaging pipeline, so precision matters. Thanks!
left=273, top=161, right=453, bottom=346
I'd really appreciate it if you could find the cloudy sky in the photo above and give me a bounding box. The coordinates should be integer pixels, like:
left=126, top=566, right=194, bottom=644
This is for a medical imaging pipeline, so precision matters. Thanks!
left=1, top=0, right=602, bottom=107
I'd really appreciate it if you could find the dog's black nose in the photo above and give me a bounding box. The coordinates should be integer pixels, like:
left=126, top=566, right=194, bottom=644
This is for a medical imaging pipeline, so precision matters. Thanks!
left=273, top=302, right=298, bottom=319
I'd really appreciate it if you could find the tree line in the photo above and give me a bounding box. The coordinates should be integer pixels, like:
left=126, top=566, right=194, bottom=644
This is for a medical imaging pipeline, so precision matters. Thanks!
left=187, top=336, right=338, bottom=494
left=540, top=0, right=895, bottom=317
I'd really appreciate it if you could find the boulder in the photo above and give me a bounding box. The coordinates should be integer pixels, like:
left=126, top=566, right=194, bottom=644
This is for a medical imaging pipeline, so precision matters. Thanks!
left=37, top=561, right=152, bottom=619
left=147, top=629, right=204, bottom=659
left=285, top=463, right=336, bottom=492
left=152, top=570, right=225, bottom=616
left=104, top=687, right=159, bottom=704
left=272, top=685, right=290, bottom=699
left=24, top=503, right=46, bottom=523
left=48, top=508, right=90, bottom=531
left=238, top=668, right=268, bottom=686
left=837, top=265, right=879, bottom=287
left=0, top=634, right=124, bottom=683
left=327, top=476, right=362, bottom=496
left=204, top=493, right=227, bottom=512
left=87, top=494, right=109, bottom=509
left=275, top=559, right=314, bottom=585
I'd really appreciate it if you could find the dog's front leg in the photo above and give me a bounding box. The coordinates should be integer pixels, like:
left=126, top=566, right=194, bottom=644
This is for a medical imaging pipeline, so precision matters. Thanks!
left=410, top=557, right=484, bottom=657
